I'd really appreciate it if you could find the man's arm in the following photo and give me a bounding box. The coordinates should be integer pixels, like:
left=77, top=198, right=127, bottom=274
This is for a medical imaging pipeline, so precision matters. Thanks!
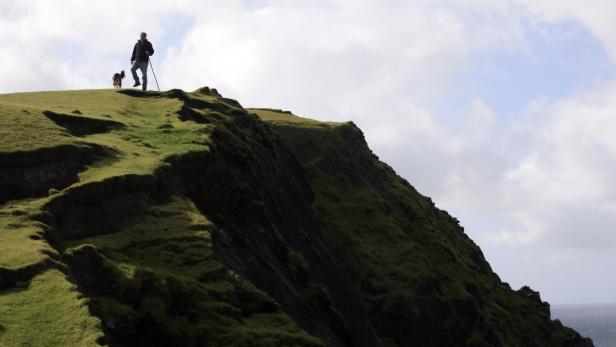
left=130, top=43, right=137, bottom=62
left=147, top=41, right=154, bottom=56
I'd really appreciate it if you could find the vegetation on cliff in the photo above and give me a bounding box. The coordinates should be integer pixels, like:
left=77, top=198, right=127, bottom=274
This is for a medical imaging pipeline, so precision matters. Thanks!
left=0, top=89, right=592, bottom=346
left=255, top=108, right=593, bottom=346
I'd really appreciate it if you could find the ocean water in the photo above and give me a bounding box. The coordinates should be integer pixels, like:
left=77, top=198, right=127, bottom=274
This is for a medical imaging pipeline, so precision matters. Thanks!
left=552, top=303, right=616, bottom=347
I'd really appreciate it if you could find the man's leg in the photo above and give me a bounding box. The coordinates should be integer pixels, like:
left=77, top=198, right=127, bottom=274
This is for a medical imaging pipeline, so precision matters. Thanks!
left=139, top=61, right=148, bottom=91
left=131, top=61, right=141, bottom=87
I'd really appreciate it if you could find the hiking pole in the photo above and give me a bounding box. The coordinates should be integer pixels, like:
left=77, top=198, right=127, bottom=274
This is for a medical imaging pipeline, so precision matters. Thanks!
left=149, top=58, right=161, bottom=92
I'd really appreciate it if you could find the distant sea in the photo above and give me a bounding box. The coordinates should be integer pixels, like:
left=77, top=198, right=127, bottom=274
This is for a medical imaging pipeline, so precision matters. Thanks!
left=552, top=303, right=616, bottom=347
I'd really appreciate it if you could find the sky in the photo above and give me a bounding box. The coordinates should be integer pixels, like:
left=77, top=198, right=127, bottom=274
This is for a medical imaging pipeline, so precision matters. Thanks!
left=1, top=0, right=615, bottom=304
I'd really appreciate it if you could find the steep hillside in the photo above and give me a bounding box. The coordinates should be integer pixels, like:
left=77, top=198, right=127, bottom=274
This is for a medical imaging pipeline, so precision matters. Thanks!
left=253, top=108, right=595, bottom=346
left=0, top=88, right=592, bottom=346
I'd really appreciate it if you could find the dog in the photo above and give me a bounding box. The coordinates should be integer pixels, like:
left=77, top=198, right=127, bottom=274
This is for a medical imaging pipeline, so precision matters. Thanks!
left=112, top=70, right=125, bottom=89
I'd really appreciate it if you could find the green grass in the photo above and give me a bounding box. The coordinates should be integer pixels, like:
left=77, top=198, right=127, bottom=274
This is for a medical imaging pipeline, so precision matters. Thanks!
left=250, top=108, right=343, bottom=128
left=0, top=89, right=322, bottom=346
left=0, top=269, right=103, bottom=346
left=62, top=197, right=217, bottom=280
left=0, top=199, right=54, bottom=270
left=0, top=91, right=586, bottom=346
left=0, top=89, right=308, bottom=346
left=0, top=217, right=52, bottom=271
left=0, top=89, right=212, bottom=274
left=0, top=89, right=211, bottom=182
left=0, top=103, right=72, bottom=153
left=61, top=196, right=321, bottom=346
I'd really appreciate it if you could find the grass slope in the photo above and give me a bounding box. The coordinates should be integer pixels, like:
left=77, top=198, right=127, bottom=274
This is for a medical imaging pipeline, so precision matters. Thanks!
left=62, top=197, right=320, bottom=346
left=0, top=89, right=321, bottom=346
left=0, top=269, right=103, bottom=346
left=0, top=88, right=591, bottom=347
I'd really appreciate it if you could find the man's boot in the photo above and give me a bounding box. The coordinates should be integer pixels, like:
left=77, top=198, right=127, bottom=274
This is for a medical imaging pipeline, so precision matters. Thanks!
left=133, top=80, right=141, bottom=87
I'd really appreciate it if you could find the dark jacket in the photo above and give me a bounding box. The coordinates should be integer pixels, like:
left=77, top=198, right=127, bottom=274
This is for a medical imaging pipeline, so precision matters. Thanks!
left=131, top=39, right=154, bottom=62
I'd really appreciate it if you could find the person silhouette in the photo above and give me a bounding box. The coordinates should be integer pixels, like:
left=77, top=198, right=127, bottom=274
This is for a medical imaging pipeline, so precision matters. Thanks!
left=130, top=32, right=154, bottom=91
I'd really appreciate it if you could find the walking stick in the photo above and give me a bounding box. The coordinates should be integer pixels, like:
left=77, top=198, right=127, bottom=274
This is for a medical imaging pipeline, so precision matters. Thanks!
left=149, top=58, right=161, bottom=92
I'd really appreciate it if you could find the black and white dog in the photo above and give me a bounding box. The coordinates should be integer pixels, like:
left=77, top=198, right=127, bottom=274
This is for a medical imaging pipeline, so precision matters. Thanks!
left=112, top=70, right=125, bottom=89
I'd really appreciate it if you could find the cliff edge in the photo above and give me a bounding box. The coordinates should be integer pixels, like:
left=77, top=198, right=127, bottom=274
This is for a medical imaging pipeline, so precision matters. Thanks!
left=0, top=88, right=592, bottom=346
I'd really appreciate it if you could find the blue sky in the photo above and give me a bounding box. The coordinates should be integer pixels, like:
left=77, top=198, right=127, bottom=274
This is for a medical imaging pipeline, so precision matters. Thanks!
left=1, top=0, right=616, bottom=304
left=432, top=18, right=616, bottom=120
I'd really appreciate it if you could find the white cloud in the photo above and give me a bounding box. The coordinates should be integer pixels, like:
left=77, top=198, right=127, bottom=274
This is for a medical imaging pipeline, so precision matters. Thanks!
left=501, top=82, right=616, bottom=247
left=517, top=0, right=616, bottom=61
left=1, top=0, right=615, bottom=303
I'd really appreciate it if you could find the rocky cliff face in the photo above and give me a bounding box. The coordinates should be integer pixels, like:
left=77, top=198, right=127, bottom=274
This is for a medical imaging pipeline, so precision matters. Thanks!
left=0, top=88, right=593, bottom=346
left=256, top=111, right=594, bottom=347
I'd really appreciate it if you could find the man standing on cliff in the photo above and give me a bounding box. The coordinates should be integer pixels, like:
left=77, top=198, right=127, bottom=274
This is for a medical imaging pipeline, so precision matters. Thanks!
left=130, top=32, right=154, bottom=91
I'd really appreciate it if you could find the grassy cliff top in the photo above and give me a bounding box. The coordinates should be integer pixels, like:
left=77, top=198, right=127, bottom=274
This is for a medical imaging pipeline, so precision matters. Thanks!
left=249, top=108, right=344, bottom=128
left=0, top=88, right=322, bottom=346
left=0, top=88, right=593, bottom=347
